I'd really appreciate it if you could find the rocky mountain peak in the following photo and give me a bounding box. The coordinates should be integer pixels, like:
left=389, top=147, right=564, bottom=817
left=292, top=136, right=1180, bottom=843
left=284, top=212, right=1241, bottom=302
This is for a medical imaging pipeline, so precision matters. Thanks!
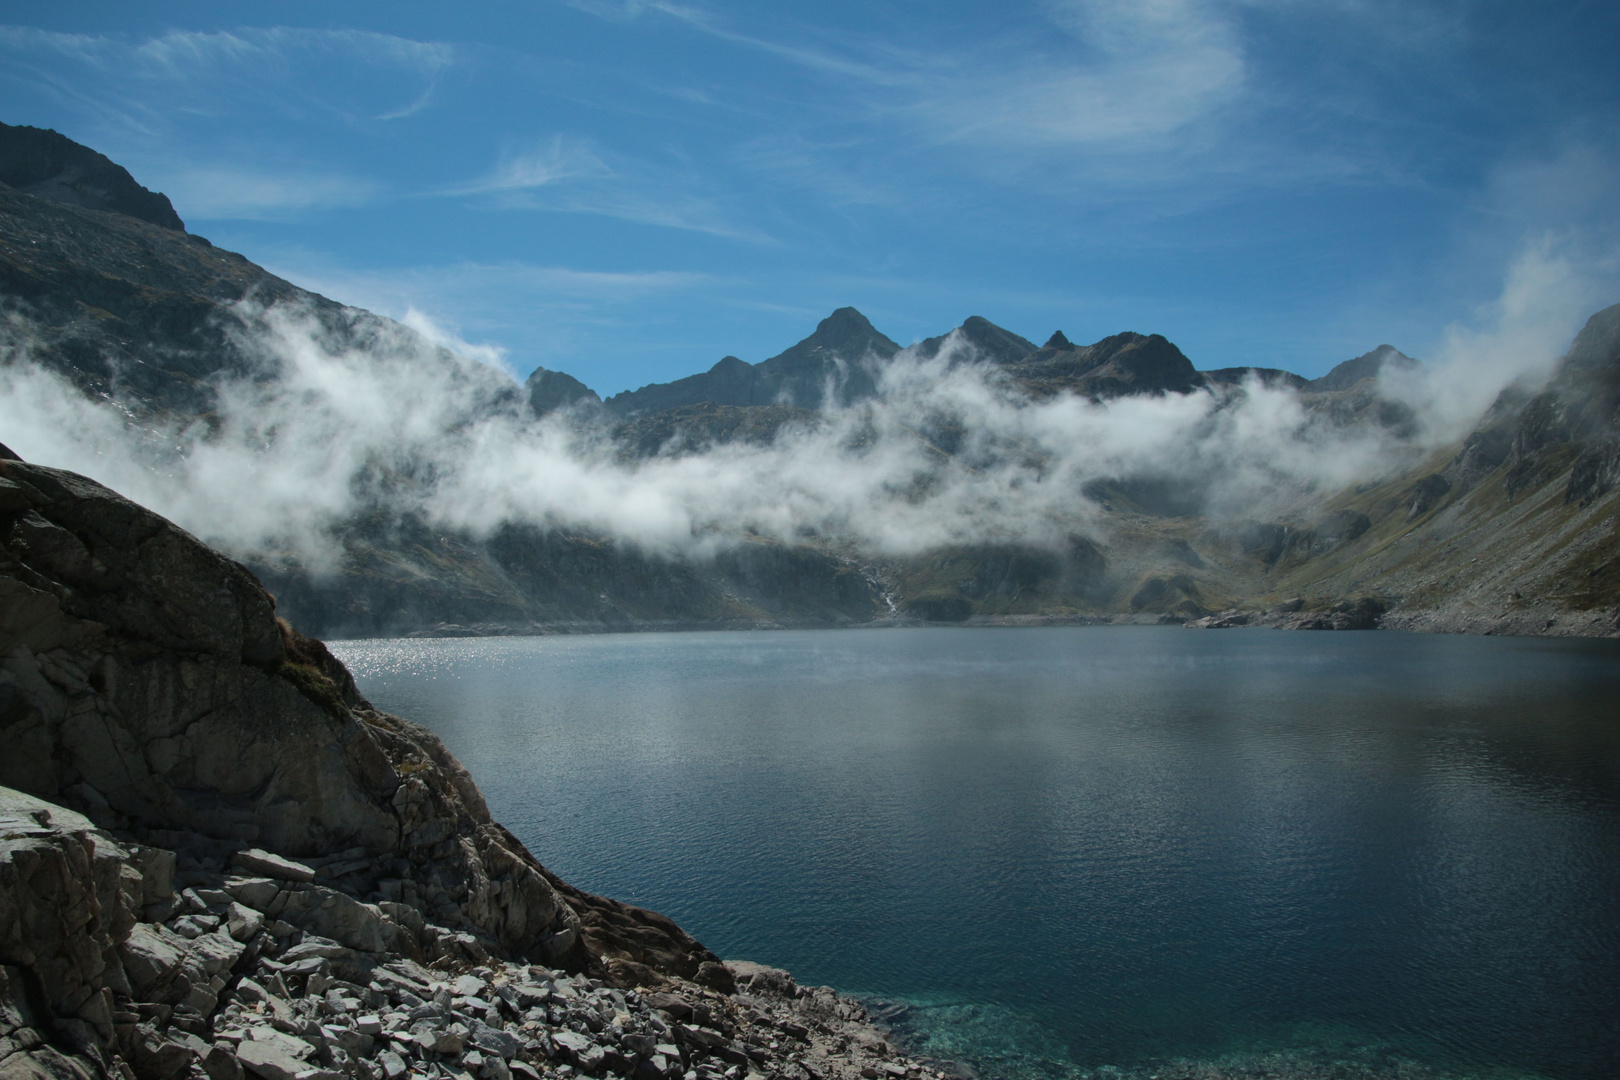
left=603, top=310, right=901, bottom=417
left=810, top=306, right=881, bottom=340
left=524, top=366, right=601, bottom=417
left=1092, top=333, right=1201, bottom=391
left=1004, top=330, right=1201, bottom=398
left=953, top=316, right=1038, bottom=364
left=1310, top=344, right=1420, bottom=392
left=769, top=306, right=900, bottom=369
left=1563, top=302, right=1620, bottom=375
left=911, top=315, right=1037, bottom=365
left=0, top=121, right=185, bottom=231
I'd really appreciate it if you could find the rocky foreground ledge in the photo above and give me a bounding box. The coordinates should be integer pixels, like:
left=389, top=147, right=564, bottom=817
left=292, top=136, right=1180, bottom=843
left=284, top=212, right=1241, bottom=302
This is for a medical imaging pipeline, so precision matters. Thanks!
left=0, top=788, right=930, bottom=1080
left=0, top=454, right=937, bottom=1080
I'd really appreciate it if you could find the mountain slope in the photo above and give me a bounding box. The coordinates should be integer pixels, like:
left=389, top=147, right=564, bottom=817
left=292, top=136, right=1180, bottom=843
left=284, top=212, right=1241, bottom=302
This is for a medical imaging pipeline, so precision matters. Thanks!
left=0, top=177, right=517, bottom=422
left=1273, top=306, right=1620, bottom=636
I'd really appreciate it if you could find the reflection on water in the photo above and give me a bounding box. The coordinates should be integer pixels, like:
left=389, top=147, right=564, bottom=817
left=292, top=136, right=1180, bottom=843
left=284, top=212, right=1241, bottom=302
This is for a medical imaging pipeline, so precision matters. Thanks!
left=332, top=627, right=1620, bottom=1080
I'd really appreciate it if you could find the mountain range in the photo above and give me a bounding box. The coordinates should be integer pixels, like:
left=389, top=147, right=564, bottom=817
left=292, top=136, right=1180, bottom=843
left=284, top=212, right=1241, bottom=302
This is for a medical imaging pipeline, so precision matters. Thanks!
left=2, top=122, right=1617, bottom=638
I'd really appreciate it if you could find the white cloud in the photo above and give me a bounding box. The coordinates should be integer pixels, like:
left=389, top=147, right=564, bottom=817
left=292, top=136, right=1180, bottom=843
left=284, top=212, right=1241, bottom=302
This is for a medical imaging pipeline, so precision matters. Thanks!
left=6, top=249, right=1575, bottom=572
left=0, top=26, right=454, bottom=123
left=1386, top=237, right=1616, bottom=440
left=399, top=308, right=511, bottom=371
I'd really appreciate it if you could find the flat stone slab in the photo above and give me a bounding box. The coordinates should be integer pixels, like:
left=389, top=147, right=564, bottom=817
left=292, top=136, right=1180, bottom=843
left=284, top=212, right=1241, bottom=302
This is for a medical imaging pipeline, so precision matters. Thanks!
left=232, top=849, right=315, bottom=883
left=237, top=1038, right=339, bottom=1080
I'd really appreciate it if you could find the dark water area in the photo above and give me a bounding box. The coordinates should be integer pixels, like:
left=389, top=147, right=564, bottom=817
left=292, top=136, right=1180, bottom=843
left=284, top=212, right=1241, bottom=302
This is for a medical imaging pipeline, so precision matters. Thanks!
left=330, top=627, right=1620, bottom=1080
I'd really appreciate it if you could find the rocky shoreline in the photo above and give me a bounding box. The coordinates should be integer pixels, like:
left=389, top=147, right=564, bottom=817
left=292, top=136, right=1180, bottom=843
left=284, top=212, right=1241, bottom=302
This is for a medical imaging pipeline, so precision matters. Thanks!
left=1, top=788, right=940, bottom=1080
left=0, top=455, right=941, bottom=1080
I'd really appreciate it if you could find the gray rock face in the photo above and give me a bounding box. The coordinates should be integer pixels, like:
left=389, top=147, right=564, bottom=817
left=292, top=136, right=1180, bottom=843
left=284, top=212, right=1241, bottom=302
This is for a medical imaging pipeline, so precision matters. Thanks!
left=0, top=458, right=590, bottom=966
left=230, top=851, right=315, bottom=884
left=0, top=462, right=395, bottom=855
left=0, top=789, right=133, bottom=1046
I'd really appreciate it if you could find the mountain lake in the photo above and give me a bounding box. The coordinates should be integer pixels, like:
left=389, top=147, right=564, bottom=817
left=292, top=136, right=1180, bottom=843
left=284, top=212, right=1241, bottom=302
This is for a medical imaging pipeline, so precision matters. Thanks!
left=330, top=626, right=1620, bottom=1080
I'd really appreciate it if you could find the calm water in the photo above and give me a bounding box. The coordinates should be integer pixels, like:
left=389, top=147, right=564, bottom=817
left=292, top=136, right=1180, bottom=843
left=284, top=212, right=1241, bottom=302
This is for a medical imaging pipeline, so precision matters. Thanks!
left=330, top=627, right=1620, bottom=1080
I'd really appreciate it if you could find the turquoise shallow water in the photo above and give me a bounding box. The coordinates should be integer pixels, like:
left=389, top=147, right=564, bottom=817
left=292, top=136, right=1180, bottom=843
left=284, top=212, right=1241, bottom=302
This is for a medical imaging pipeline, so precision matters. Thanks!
left=330, top=627, right=1620, bottom=1080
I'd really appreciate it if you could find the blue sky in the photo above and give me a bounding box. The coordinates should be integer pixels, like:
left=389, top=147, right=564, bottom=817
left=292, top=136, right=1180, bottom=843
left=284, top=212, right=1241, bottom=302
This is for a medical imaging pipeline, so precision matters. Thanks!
left=1, top=0, right=1617, bottom=394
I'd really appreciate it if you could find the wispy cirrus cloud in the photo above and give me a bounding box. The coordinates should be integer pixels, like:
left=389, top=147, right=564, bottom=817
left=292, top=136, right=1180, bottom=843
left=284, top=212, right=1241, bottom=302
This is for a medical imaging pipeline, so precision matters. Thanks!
left=503, top=183, right=770, bottom=241
left=568, top=0, right=1245, bottom=154
left=554, top=0, right=1263, bottom=229
left=0, top=25, right=458, bottom=220
left=443, top=136, right=612, bottom=194
left=0, top=25, right=454, bottom=125
left=918, top=0, right=1246, bottom=150
left=445, top=135, right=772, bottom=241
left=566, top=0, right=1488, bottom=219
left=621, top=1, right=907, bottom=85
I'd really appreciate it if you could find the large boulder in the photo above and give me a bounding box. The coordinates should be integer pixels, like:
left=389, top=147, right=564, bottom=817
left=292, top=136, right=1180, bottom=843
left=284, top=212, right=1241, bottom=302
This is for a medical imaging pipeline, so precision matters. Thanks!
left=0, top=788, right=135, bottom=1050
left=0, top=458, right=585, bottom=967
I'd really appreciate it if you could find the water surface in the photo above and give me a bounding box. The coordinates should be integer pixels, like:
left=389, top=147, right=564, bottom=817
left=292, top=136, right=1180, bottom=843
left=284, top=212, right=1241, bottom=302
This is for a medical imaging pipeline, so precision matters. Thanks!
left=331, top=627, right=1620, bottom=1080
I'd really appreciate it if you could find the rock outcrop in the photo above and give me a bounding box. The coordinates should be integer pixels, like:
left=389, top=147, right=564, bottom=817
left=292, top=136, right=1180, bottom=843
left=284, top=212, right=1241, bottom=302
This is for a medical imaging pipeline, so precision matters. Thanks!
left=0, top=453, right=933, bottom=1080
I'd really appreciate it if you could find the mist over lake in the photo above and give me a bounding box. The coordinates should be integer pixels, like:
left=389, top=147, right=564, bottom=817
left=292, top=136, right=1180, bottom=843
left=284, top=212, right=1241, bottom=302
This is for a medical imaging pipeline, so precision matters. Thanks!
left=332, top=627, right=1620, bottom=1080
